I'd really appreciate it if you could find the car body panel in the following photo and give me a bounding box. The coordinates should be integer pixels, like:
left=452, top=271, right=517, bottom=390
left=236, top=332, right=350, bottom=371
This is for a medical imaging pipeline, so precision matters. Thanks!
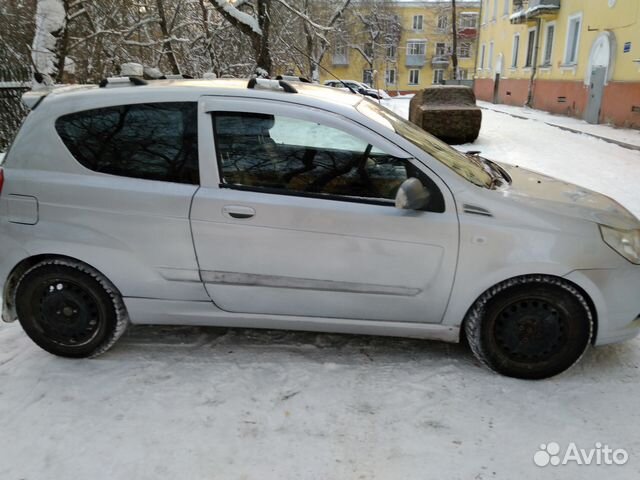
left=191, top=97, right=459, bottom=323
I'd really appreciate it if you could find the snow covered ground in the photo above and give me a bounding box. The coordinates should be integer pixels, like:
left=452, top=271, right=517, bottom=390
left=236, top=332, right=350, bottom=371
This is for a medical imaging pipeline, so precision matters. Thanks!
left=1, top=99, right=640, bottom=480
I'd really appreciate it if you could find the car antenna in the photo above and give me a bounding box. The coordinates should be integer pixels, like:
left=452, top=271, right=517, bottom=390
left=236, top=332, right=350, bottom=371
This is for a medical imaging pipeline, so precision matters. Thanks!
left=275, top=33, right=359, bottom=96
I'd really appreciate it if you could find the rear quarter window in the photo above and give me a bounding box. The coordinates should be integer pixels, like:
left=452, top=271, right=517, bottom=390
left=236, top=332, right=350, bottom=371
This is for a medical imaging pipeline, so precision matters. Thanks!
left=55, top=102, right=199, bottom=184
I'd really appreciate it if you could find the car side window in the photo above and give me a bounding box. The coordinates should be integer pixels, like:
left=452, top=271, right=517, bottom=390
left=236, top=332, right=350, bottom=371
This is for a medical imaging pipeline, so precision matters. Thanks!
left=55, top=102, right=199, bottom=184
left=212, top=112, right=444, bottom=211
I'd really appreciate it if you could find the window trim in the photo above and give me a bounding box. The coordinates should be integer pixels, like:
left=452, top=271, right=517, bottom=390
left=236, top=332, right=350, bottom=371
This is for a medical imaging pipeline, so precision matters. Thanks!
left=459, top=12, right=478, bottom=28
left=511, top=33, right=520, bottom=68
left=385, top=68, right=397, bottom=85
left=563, top=13, right=583, bottom=66
left=55, top=101, right=200, bottom=185
left=408, top=69, right=420, bottom=85
left=406, top=39, right=427, bottom=56
left=437, top=14, right=449, bottom=30
left=203, top=98, right=412, bottom=191
left=542, top=21, right=556, bottom=67
left=458, top=41, right=472, bottom=59
left=210, top=112, right=443, bottom=211
left=386, top=44, right=397, bottom=59
left=433, top=69, right=444, bottom=84
left=412, top=14, right=424, bottom=31
left=525, top=27, right=537, bottom=68
left=488, top=41, right=495, bottom=71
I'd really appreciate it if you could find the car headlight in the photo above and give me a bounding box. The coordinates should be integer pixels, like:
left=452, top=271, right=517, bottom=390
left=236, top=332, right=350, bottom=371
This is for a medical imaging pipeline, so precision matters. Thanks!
left=600, top=225, right=640, bottom=265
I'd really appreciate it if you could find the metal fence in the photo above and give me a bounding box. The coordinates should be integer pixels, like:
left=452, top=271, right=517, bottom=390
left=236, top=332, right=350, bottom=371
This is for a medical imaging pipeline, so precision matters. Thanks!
left=0, top=65, right=31, bottom=152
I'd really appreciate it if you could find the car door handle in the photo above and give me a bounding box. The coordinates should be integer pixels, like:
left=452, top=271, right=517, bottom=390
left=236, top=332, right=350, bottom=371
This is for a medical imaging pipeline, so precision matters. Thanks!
left=222, top=205, right=256, bottom=219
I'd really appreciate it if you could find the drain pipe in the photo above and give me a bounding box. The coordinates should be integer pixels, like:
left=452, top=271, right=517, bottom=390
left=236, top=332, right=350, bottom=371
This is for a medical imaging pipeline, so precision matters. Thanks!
left=526, top=18, right=542, bottom=107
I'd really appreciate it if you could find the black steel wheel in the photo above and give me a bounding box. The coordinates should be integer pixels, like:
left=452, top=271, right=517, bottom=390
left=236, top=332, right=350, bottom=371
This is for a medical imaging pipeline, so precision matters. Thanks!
left=15, top=259, right=128, bottom=358
left=465, top=276, right=593, bottom=379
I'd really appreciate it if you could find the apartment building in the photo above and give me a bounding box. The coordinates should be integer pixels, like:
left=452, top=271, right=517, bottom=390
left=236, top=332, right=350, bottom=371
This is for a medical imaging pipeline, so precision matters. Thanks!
left=475, top=0, right=640, bottom=127
left=320, top=1, right=481, bottom=95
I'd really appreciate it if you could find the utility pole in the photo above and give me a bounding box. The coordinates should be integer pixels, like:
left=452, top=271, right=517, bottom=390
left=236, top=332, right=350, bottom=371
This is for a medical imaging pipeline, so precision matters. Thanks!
left=451, top=0, right=458, bottom=80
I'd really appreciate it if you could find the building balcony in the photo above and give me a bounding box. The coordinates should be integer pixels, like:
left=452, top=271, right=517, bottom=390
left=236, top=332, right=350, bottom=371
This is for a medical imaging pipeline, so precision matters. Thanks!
left=405, top=55, right=426, bottom=67
left=332, top=54, right=349, bottom=66
left=458, top=27, right=477, bottom=39
left=510, top=0, right=560, bottom=24
left=431, top=55, right=450, bottom=66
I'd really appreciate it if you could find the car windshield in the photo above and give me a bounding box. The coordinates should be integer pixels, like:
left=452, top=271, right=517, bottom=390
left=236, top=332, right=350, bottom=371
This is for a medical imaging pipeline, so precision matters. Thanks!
left=357, top=98, right=493, bottom=188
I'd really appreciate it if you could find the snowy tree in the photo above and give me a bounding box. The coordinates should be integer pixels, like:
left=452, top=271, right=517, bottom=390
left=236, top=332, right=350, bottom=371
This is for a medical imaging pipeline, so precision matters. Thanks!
left=278, top=0, right=352, bottom=82
left=347, top=0, right=401, bottom=87
left=209, top=0, right=272, bottom=75
left=209, top=0, right=353, bottom=78
left=31, top=0, right=68, bottom=85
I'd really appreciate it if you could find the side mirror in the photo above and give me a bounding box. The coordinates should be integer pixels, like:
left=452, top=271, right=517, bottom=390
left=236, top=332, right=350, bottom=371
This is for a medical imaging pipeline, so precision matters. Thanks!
left=395, top=178, right=430, bottom=210
left=357, top=87, right=366, bottom=94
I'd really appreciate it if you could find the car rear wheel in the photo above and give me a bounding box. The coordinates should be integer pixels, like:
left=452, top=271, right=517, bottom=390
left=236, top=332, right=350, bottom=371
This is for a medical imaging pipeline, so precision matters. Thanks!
left=464, top=276, right=593, bottom=379
left=15, top=259, right=128, bottom=358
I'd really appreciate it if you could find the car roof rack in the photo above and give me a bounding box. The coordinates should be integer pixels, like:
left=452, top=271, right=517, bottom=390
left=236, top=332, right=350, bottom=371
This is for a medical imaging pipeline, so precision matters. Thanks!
left=160, top=74, right=194, bottom=79
left=247, top=78, right=298, bottom=94
left=275, top=75, right=311, bottom=83
left=99, top=76, right=148, bottom=88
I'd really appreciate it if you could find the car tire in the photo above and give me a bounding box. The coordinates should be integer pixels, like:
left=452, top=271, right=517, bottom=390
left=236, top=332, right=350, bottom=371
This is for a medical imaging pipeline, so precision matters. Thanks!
left=464, top=275, right=593, bottom=379
left=14, top=259, right=129, bottom=358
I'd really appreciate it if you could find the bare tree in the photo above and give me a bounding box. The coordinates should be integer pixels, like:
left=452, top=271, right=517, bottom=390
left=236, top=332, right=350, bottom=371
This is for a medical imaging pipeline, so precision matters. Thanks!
left=348, top=0, right=401, bottom=87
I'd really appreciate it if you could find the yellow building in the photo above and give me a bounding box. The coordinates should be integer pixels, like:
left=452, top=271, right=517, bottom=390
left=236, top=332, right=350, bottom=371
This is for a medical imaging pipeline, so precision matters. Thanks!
left=475, top=0, right=640, bottom=127
left=320, top=1, right=481, bottom=94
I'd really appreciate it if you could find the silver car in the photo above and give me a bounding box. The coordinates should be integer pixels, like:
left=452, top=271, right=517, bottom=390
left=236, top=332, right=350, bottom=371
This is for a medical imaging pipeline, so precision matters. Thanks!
left=1, top=77, right=639, bottom=379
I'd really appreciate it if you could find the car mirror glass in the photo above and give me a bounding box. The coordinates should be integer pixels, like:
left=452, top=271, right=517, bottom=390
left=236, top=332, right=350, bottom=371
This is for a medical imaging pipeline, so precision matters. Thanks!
left=395, top=177, right=430, bottom=210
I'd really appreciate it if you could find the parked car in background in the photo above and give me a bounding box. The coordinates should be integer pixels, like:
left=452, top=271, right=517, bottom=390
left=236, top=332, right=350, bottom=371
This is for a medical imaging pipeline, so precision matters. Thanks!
left=1, top=77, right=639, bottom=379
left=323, top=79, right=389, bottom=100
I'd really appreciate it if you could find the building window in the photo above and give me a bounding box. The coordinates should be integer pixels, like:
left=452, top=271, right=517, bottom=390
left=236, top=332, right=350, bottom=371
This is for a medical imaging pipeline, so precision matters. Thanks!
left=492, top=0, right=498, bottom=19
left=437, top=15, right=449, bottom=30
left=385, top=68, right=396, bottom=85
left=364, top=42, right=374, bottom=58
left=386, top=44, right=397, bottom=59
left=409, top=69, right=420, bottom=85
left=459, top=13, right=478, bottom=28
left=543, top=23, right=555, bottom=66
left=525, top=28, right=536, bottom=67
left=433, top=69, right=444, bottom=84
left=482, top=0, right=489, bottom=24
left=363, top=69, right=373, bottom=85
left=564, top=14, right=582, bottom=65
left=435, top=42, right=448, bottom=56
left=458, top=42, right=471, bottom=58
left=480, top=44, right=486, bottom=69
left=407, top=41, right=426, bottom=56
left=459, top=69, right=468, bottom=80
left=488, top=41, right=494, bottom=71
left=335, top=43, right=346, bottom=56
left=503, top=0, right=510, bottom=15
left=511, top=34, right=520, bottom=67
left=412, top=15, right=424, bottom=31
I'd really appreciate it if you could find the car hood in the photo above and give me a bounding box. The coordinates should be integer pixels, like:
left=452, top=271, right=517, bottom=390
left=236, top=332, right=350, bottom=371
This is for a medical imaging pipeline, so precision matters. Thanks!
left=498, top=163, right=640, bottom=230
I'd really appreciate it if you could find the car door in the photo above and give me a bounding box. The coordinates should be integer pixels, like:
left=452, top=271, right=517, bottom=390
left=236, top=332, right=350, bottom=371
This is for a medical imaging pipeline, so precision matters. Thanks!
left=190, top=97, right=459, bottom=323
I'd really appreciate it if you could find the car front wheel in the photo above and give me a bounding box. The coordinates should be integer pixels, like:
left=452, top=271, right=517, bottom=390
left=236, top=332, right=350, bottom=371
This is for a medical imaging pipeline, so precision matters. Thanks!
left=465, top=276, right=593, bottom=379
left=15, top=259, right=129, bottom=358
